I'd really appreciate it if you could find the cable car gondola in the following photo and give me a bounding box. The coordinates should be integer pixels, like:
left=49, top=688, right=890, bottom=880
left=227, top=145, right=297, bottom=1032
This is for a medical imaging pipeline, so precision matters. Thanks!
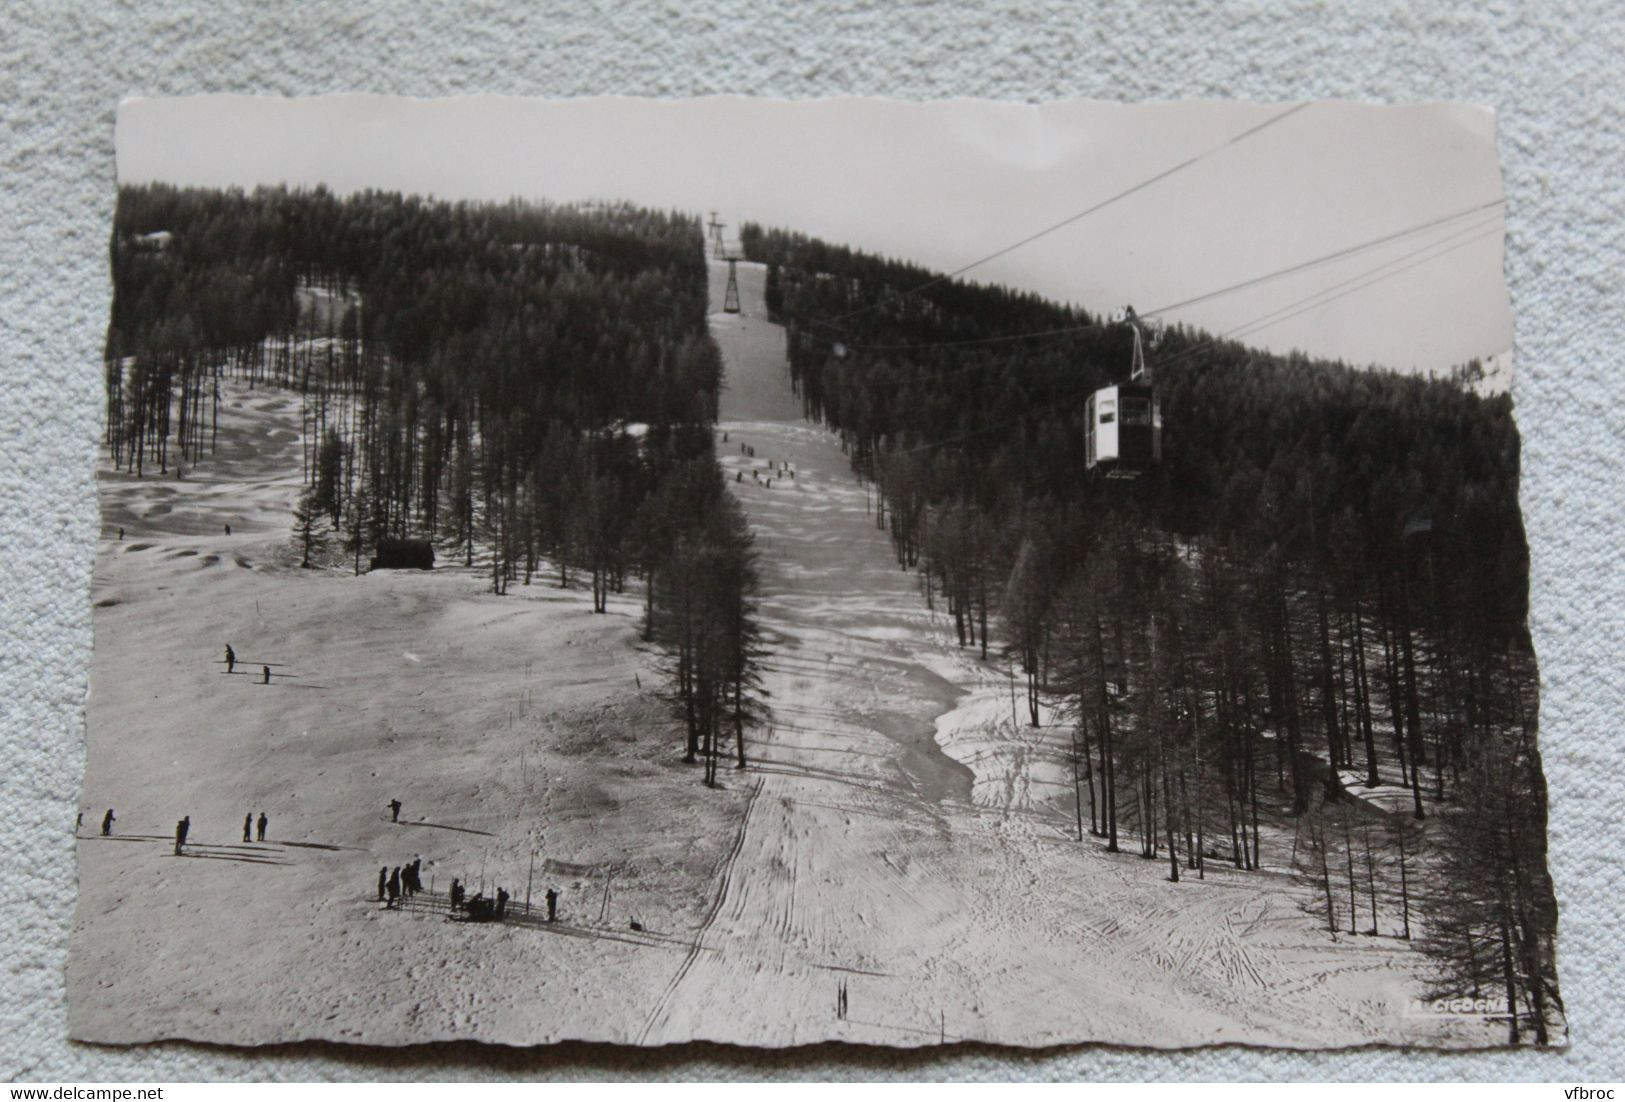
left=1085, top=306, right=1162, bottom=478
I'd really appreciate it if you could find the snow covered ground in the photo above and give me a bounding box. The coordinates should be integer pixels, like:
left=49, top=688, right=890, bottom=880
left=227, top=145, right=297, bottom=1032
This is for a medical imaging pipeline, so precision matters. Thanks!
left=69, top=257, right=1498, bottom=1050
left=653, top=258, right=1498, bottom=1049
left=73, top=387, right=753, bottom=1046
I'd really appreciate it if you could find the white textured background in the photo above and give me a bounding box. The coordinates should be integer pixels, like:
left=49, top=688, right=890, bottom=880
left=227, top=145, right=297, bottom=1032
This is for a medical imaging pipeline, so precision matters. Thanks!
left=2, top=0, right=1621, bottom=1082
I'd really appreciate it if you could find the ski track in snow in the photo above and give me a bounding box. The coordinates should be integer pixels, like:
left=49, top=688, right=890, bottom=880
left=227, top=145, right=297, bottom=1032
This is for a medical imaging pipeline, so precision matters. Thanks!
left=622, top=259, right=1492, bottom=1049
left=69, top=257, right=1496, bottom=1050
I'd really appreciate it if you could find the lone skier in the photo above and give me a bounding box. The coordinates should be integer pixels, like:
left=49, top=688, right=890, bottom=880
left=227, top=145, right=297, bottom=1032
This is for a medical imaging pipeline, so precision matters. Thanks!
left=174, top=815, right=190, bottom=856
left=389, top=799, right=402, bottom=823
left=545, top=887, right=558, bottom=923
left=225, top=644, right=235, bottom=674
left=100, top=809, right=115, bottom=837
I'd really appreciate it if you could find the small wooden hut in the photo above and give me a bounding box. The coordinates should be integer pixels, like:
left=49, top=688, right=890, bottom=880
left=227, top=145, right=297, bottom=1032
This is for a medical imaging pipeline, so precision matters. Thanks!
left=370, top=537, right=435, bottom=571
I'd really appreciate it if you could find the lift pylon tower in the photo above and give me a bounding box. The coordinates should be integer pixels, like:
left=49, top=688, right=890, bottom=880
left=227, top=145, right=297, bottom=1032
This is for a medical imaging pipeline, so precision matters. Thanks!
left=707, top=212, right=726, bottom=259
left=723, top=256, right=741, bottom=314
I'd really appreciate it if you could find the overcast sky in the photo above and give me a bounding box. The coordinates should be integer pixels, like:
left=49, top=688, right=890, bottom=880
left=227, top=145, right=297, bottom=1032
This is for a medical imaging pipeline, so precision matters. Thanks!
left=118, top=95, right=1511, bottom=375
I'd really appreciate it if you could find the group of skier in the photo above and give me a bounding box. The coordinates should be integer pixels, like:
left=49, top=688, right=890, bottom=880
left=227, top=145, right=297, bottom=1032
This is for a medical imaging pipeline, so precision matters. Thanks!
left=97, top=641, right=581, bottom=934
left=90, top=807, right=267, bottom=858
left=85, top=647, right=284, bottom=856
left=83, top=647, right=284, bottom=855
left=382, top=867, right=562, bottom=927
left=733, top=439, right=796, bottom=490
left=379, top=857, right=425, bottom=908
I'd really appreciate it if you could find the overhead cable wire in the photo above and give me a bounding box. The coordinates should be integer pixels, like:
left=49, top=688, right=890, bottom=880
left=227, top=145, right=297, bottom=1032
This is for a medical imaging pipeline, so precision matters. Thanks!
left=821, top=102, right=1314, bottom=326
left=1140, top=197, right=1506, bottom=320
left=1146, top=212, right=1506, bottom=373
left=1223, top=224, right=1504, bottom=347
left=794, top=198, right=1504, bottom=356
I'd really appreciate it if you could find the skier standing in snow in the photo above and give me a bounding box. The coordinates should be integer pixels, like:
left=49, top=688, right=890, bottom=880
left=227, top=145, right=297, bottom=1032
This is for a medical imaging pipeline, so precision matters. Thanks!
left=545, top=887, right=558, bottom=922
left=224, top=644, right=235, bottom=674
left=256, top=812, right=267, bottom=841
left=261, top=665, right=270, bottom=685
left=377, top=867, right=387, bottom=902
left=174, top=815, right=190, bottom=856
left=101, top=809, right=115, bottom=836
left=243, top=813, right=253, bottom=842
left=389, top=799, right=402, bottom=823
left=387, top=867, right=401, bottom=907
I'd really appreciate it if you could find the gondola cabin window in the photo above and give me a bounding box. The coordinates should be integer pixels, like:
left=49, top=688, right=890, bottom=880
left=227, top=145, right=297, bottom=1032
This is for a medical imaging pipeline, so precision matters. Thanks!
left=1120, top=396, right=1151, bottom=426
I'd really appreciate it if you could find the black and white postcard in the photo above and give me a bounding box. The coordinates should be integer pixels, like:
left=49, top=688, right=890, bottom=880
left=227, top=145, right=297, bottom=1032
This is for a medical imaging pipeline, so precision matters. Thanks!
left=71, top=95, right=1560, bottom=1049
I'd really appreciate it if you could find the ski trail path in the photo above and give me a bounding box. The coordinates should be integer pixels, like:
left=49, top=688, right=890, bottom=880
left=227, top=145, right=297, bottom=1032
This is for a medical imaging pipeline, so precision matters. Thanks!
left=634, top=257, right=1481, bottom=1049
left=637, top=775, right=764, bottom=1044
